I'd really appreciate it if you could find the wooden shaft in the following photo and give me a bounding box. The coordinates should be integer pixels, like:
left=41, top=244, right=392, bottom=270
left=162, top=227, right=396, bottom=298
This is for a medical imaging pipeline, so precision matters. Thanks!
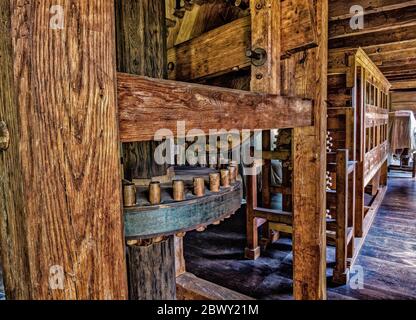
left=123, top=183, right=137, bottom=207
left=193, top=177, right=205, bottom=197
left=220, top=169, right=230, bottom=187
left=116, top=0, right=168, bottom=179
left=209, top=173, right=221, bottom=192
left=149, top=181, right=161, bottom=205
left=127, top=236, right=176, bottom=300
left=116, top=0, right=176, bottom=301
left=173, top=180, right=185, bottom=201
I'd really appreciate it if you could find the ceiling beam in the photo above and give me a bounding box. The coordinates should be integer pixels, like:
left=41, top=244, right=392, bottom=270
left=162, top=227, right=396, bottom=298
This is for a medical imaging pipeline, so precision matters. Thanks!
left=330, top=5, right=416, bottom=40
left=329, top=0, right=416, bottom=21
left=330, top=24, right=416, bottom=49
left=390, top=80, right=416, bottom=90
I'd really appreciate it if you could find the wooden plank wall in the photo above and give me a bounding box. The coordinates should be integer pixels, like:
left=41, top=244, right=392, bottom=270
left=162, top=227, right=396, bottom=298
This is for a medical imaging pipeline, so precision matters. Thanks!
left=391, top=91, right=416, bottom=115
left=0, top=0, right=127, bottom=299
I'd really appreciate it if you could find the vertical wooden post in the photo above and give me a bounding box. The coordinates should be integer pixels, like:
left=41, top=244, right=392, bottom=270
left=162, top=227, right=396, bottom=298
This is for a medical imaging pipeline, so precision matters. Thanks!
left=292, top=0, right=328, bottom=300
left=245, top=172, right=260, bottom=259
left=115, top=0, right=176, bottom=300
left=0, top=0, right=127, bottom=299
left=333, top=149, right=348, bottom=284
left=245, top=0, right=281, bottom=260
left=355, top=69, right=366, bottom=237
left=116, top=0, right=168, bottom=180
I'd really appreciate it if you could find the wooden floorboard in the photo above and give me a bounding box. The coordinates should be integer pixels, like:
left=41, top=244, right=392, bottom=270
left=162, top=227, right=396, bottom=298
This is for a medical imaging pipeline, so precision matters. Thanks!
left=183, top=171, right=416, bottom=300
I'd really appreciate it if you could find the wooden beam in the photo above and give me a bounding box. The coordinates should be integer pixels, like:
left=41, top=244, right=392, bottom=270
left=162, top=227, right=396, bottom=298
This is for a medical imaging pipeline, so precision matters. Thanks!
left=167, top=0, right=246, bottom=48
left=117, top=73, right=313, bottom=142
left=330, top=5, right=416, bottom=40
left=391, top=80, right=416, bottom=90
left=329, top=0, right=416, bottom=21
left=368, top=48, right=416, bottom=66
left=0, top=0, right=127, bottom=299
left=167, top=17, right=251, bottom=81
left=292, top=0, right=328, bottom=300
left=330, top=24, right=416, bottom=49
left=176, top=272, right=254, bottom=300
left=329, top=39, right=416, bottom=56
left=241, top=0, right=279, bottom=261
left=281, top=0, right=318, bottom=55
left=380, top=63, right=416, bottom=73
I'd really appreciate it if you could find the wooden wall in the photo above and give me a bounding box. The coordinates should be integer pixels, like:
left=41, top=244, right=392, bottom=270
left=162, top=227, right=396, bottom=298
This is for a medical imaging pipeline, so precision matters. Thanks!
left=391, top=91, right=416, bottom=115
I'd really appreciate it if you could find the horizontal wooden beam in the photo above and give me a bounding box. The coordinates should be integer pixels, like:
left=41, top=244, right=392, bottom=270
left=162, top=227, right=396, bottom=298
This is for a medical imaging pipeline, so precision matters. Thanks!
left=330, top=5, right=416, bottom=39
left=369, top=48, right=416, bottom=66
left=176, top=272, right=254, bottom=300
left=329, top=39, right=416, bottom=56
left=329, top=24, right=416, bottom=49
left=391, top=80, right=416, bottom=90
left=329, top=0, right=416, bottom=21
left=253, top=208, right=293, bottom=225
left=117, top=73, right=313, bottom=142
left=168, top=17, right=251, bottom=81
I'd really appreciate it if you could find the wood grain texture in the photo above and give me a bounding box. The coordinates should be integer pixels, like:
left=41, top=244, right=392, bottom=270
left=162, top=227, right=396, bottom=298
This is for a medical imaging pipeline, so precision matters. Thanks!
left=330, top=5, right=416, bottom=40
left=176, top=272, right=254, bottom=300
left=252, top=0, right=281, bottom=216
left=245, top=0, right=282, bottom=260
left=333, top=150, right=349, bottom=283
left=391, top=91, right=416, bottom=115
left=116, top=0, right=168, bottom=179
left=0, top=0, right=127, bottom=299
left=292, top=0, right=328, bottom=300
left=117, top=73, right=313, bottom=142
left=127, top=237, right=176, bottom=300
left=168, top=17, right=251, bottom=81
left=116, top=0, right=178, bottom=301
left=329, top=0, right=416, bottom=21
left=166, top=0, right=319, bottom=82
left=281, top=0, right=318, bottom=55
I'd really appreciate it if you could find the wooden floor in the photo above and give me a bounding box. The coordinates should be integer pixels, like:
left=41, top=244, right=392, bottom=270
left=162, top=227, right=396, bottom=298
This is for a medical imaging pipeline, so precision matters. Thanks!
left=0, top=171, right=414, bottom=300
left=184, top=171, right=416, bottom=300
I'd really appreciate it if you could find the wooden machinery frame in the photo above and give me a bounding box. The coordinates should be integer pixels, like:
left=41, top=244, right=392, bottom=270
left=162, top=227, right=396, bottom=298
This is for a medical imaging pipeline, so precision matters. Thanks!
left=244, top=48, right=391, bottom=286
left=327, top=47, right=390, bottom=283
left=0, top=0, right=328, bottom=300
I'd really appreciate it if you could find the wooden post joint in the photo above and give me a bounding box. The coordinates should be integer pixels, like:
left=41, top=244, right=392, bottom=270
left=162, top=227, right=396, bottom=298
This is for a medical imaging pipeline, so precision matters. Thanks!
left=0, top=121, right=10, bottom=151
